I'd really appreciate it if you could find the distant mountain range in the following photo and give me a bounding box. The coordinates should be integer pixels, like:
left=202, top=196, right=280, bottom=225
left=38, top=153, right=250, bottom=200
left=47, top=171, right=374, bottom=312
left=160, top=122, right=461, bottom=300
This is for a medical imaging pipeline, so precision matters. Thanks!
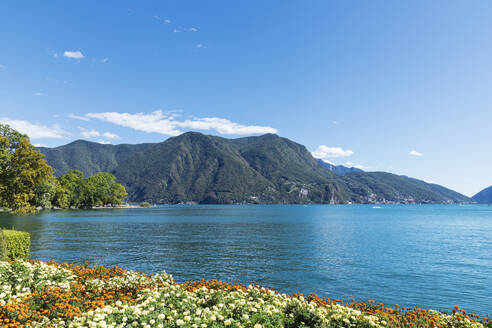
left=316, top=159, right=364, bottom=175
left=472, top=186, right=492, bottom=204
left=38, top=132, right=471, bottom=204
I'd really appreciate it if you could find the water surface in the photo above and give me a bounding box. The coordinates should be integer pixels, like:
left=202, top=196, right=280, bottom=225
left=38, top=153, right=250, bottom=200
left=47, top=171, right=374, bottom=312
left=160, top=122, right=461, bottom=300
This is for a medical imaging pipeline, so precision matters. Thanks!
left=1, top=204, right=491, bottom=315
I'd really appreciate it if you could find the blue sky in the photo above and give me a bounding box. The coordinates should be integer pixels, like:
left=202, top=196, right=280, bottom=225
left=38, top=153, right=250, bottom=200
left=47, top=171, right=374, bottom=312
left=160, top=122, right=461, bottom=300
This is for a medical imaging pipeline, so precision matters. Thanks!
left=1, top=1, right=491, bottom=196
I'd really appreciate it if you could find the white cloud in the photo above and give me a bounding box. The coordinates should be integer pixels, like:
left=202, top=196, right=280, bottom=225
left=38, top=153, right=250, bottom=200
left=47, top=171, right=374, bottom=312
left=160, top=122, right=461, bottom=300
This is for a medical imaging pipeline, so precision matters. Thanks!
left=332, top=121, right=340, bottom=125
left=424, top=179, right=435, bottom=184
left=81, top=129, right=100, bottom=138
left=312, top=145, right=354, bottom=159
left=0, top=64, right=5, bottom=69
left=100, top=58, right=109, bottom=63
left=32, top=92, right=45, bottom=96
left=33, top=143, right=47, bottom=147
left=0, top=118, right=69, bottom=139
left=68, top=114, right=90, bottom=121
left=86, top=110, right=277, bottom=136
left=63, top=51, right=85, bottom=59
left=102, top=132, right=119, bottom=139
left=196, top=44, right=203, bottom=48
left=321, top=159, right=335, bottom=165
left=345, top=162, right=364, bottom=169
left=163, top=19, right=171, bottom=24
left=152, top=15, right=160, bottom=19
left=173, top=28, right=181, bottom=33
left=98, top=140, right=111, bottom=144
left=185, top=27, right=198, bottom=32
left=410, top=150, right=424, bottom=157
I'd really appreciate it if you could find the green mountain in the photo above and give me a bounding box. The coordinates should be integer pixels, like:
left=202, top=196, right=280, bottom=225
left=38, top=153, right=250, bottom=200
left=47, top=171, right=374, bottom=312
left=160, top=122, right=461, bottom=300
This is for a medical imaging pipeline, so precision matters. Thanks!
left=38, top=132, right=471, bottom=204
left=38, top=140, right=153, bottom=176
left=472, top=186, right=492, bottom=204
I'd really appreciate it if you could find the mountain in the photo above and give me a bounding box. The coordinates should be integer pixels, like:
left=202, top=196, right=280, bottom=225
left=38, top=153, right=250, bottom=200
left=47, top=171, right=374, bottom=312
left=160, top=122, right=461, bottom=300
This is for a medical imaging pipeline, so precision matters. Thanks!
left=112, top=133, right=350, bottom=204
left=341, top=172, right=470, bottom=204
left=317, top=159, right=364, bottom=175
left=38, top=133, right=471, bottom=204
left=38, top=140, right=153, bottom=176
left=472, top=186, right=492, bottom=204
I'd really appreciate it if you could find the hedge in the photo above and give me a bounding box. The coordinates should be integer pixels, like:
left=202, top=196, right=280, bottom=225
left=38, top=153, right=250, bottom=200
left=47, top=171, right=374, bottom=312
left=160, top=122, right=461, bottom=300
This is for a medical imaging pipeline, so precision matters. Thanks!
left=0, top=231, right=6, bottom=261
left=0, top=229, right=30, bottom=261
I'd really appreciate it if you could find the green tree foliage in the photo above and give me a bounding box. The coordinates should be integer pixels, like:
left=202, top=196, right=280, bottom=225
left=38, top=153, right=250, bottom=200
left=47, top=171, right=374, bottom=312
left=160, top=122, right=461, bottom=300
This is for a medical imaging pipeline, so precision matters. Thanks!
left=0, top=124, right=53, bottom=213
left=58, top=171, right=127, bottom=207
left=58, top=170, right=85, bottom=207
left=0, top=124, right=127, bottom=212
left=51, top=179, right=71, bottom=208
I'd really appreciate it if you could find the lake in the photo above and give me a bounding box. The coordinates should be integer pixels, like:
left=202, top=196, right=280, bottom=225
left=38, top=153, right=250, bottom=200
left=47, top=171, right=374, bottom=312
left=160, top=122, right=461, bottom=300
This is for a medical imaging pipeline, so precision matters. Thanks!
left=1, top=204, right=491, bottom=315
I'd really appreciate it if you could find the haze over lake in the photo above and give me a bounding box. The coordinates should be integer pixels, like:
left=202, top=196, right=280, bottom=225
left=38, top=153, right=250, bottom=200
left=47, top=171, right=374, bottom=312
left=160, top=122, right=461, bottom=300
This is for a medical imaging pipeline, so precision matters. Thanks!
left=1, top=205, right=491, bottom=315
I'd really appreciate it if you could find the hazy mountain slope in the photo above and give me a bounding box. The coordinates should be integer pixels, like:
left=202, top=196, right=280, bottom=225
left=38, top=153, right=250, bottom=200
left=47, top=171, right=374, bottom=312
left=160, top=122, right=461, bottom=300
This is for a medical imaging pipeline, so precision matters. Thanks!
left=38, top=140, right=153, bottom=176
left=317, top=159, right=364, bottom=175
left=472, top=186, right=492, bottom=203
left=342, top=172, right=470, bottom=203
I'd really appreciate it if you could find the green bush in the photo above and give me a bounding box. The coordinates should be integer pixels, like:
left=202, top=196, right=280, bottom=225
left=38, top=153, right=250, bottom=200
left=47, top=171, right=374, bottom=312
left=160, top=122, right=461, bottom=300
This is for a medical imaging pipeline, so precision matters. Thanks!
left=0, top=231, right=6, bottom=261
left=139, top=201, right=151, bottom=208
left=1, top=229, right=30, bottom=260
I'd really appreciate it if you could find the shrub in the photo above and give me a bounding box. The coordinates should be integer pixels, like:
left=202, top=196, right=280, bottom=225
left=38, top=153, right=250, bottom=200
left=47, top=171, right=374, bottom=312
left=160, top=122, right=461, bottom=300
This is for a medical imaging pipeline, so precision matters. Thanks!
left=1, top=229, right=30, bottom=260
left=0, top=231, right=6, bottom=261
left=139, top=201, right=151, bottom=208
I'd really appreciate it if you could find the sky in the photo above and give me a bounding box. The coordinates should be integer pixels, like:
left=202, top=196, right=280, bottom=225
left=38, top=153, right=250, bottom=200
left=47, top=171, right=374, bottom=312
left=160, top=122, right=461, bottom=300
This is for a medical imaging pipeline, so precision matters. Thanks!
left=1, top=1, right=491, bottom=197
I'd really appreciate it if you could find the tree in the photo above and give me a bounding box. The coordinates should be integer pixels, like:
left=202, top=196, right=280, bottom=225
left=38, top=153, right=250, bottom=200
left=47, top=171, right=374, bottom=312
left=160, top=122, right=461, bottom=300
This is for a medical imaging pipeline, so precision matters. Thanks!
left=33, top=175, right=57, bottom=209
left=58, top=170, right=84, bottom=207
left=109, top=182, right=127, bottom=205
left=52, top=180, right=70, bottom=208
left=80, top=172, right=127, bottom=206
left=0, top=124, right=53, bottom=213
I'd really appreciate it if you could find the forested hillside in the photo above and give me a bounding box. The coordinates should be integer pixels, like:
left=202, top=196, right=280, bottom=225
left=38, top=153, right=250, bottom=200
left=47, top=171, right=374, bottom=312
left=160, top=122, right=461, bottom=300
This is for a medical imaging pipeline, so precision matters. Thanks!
left=38, top=132, right=471, bottom=204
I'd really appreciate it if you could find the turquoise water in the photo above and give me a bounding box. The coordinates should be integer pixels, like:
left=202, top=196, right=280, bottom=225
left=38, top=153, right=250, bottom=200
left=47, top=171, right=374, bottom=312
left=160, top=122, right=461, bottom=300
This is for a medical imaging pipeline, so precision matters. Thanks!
left=1, top=204, right=491, bottom=315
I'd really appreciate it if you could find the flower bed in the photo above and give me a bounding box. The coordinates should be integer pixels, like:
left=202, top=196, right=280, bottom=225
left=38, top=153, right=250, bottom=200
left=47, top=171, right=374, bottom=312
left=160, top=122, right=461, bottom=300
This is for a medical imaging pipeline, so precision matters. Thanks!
left=0, top=260, right=489, bottom=327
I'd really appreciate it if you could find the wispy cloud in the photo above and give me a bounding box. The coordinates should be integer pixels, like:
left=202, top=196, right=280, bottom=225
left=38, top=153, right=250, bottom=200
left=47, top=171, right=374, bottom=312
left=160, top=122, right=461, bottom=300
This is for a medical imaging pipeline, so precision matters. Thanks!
left=312, top=145, right=354, bottom=159
left=196, top=44, right=203, bottom=49
left=46, top=76, right=71, bottom=85
left=33, top=143, right=47, bottom=147
left=47, top=49, right=59, bottom=58
left=410, top=150, right=424, bottom=157
left=63, top=51, right=85, bottom=59
left=102, top=132, right=119, bottom=139
left=184, top=27, right=198, bottom=32
left=79, top=127, right=119, bottom=140
left=86, top=110, right=277, bottom=136
left=0, top=118, right=69, bottom=139
left=68, top=114, right=90, bottom=121
left=98, top=140, right=112, bottom=144
left=80, top=129, right=101, bottom=138
left=345, top=162, right=365, bottom=169
left=152, top=15, right=161, bottom=20
left=163, top=19, right=171, bottom=24
left=32, top=92, right=45, bottom=96
left=99, top=58, right=109, bottom=63
left=0, top=64, right=5, bottom=69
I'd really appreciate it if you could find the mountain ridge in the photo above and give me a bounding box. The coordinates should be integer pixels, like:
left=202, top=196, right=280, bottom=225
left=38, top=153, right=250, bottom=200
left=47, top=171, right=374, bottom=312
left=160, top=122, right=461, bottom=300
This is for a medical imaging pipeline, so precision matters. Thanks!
left=38, top=132, right=471, bottom=204
left=472, top=186, right=492, bottom=204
